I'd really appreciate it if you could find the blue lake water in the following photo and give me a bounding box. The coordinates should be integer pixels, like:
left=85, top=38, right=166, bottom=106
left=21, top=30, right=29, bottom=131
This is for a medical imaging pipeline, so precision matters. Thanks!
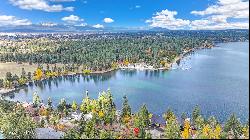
left=4, top=42, right=249, bottom=123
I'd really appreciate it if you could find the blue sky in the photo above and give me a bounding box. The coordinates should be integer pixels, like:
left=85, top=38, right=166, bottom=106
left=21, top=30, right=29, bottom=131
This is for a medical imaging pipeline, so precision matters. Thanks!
left=0, top=0, right=249, bottom=30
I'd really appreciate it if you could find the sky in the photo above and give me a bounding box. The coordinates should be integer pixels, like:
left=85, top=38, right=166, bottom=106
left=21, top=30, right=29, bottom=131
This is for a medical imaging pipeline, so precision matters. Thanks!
left=0, top=0, right=249, bottom=30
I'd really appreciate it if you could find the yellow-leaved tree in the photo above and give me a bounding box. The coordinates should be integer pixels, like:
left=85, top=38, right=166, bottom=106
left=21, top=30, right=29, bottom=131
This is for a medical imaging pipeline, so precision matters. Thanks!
left=72, top=101, right=78, bottom=112
left=34, top=68, right=43, bottom=80
left=123, top=59, right=129, bottom=66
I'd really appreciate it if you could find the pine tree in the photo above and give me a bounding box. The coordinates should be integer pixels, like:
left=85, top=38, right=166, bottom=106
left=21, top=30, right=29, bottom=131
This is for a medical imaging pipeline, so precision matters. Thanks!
left=57, top=98, right=66, bottom=112
left=21, top=68, right=26, bottom=79
left=138, top=104, right=150, bottom=128
left=27, top=72, right=32, bottom=81
left=224, top=114, right=243, bottom=139
left=192, top=105, right=201, bottom=121
left=181, top=112, right=187, bottom=123
left=165, top=117, right=181, bottom=139
left=47, top=97, right=53, bottom=112
left=121, top=96, right=131, bottom=118
left=163, top=108, right=175, bottom=121
left=5, top=72, right=12, bottom=82
left=32, top=92, right=41, bottom=108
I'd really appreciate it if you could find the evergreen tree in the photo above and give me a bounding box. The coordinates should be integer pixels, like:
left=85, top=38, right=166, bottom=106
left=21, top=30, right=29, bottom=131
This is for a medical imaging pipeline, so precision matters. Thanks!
left=47, top=97, right=53, bottom=112
left=224, top=114, right=243, bottom=139
left=192, top=105, right=201, bottom=121
left=1, top=107, right=36, bottom=139
left=21, top=68, right=26, bottom=79
left=32, top=92, right=41, bottom=108
left=181, top=112, right=187, bottom=123
left=27, top=72, right=32, bottom=81
left=5, top=72, right=12, bottom=82
left=57, top=98, right=66, bottom=113
left=121, top=96, right=131, bottom=118
left=64, top=128, right=81, bottom=139
left=134, top=104, right=150, bottom=129
left=165, top=117, right=181, bottom=139
left=163, top=108, right=175, bottom=121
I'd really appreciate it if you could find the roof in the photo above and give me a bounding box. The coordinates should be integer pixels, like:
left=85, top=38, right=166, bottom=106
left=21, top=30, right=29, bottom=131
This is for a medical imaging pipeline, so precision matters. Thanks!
left=0, top=132, right=4, bottom=139
left=35, top=128, right=64, bottom=139
left=151, top=114, right=165, bottom=125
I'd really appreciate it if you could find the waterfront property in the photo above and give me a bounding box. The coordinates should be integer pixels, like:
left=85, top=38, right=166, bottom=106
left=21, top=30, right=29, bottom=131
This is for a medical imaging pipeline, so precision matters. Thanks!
left=2, top=42, right=249, bottom=123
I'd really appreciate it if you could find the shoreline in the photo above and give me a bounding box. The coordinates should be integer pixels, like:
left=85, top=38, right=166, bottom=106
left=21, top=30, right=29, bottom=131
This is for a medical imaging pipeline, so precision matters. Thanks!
left=0, top=85, right=28, bottom=96
left=90, top=68, right=117, bottom=74
left=0, top=88, right=17, bottom=96
left=0, top=43, right=215, bottom=96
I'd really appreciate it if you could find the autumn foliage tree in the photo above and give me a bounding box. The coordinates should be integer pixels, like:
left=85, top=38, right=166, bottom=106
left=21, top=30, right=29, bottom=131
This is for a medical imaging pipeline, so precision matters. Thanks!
left=34, top=68, right=43, bottom=81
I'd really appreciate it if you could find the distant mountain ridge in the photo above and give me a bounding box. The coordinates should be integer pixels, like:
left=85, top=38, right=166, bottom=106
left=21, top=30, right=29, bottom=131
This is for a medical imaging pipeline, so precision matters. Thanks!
left=0, top=24, right=105, bottom=32
left=0, top=24, right=248, bottom=33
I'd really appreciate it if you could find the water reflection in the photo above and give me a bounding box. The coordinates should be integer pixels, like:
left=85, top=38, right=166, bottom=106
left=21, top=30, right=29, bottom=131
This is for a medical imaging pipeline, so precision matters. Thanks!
left=24, top=87, right=29, bottom=94
left=120, top=69, right=137, bottom=77
left=8, top=70, right=165, bottom=99
left=2, top=42, right=249, bottom=123
left=89, top=71, right=116, bottom=83
left=5, top=69, right=168, bottom=100
left=119, top=69, right=167, bottom=78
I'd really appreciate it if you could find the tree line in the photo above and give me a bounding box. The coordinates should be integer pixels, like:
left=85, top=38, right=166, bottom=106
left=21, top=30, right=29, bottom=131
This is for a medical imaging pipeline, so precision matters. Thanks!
left=0, top=30, right=248, bottom=71
left=0, top=90, right=249, bottom=139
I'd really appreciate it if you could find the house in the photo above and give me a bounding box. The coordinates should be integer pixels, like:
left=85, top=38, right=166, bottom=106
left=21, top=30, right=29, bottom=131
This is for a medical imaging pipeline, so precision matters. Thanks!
left=35, top=128, right=64, bottom=139
left=71, top=112, right=82, bottom=121
left=83, top=113, right=93, bottom=121
left=0, top=132, right=4, bottom=139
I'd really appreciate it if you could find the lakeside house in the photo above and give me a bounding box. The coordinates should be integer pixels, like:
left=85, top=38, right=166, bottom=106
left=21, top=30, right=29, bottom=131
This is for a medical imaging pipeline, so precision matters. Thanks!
left=71, top=112, right=82, bottom=121
left=0, top=132, right=3, bottom=139
left=83, top=113, right=93, bottom=121
left=119, top=63, right=155, bottom=70
left=35, top=128, right=64, bottom=139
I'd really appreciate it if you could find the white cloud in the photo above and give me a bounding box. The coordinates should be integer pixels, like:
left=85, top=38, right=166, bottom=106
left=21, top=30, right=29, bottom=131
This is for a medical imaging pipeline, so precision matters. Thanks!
left=93, top=24, right=104, bottom=28
left=0, top=15, right=32, bottom=26
left=62, top=15, right=83, bottom=23
left=147, top=0, right=249, bottom=30
left=50, top=0, right=75, bottom=2
left=191, top=19, right=212, bottom=27
left=191, top=21, right=249, bottom=30
left=135, top=5, right=141, bottom=8
left=9, top=0, right=74, bottom=12
left=209, top=15, right=227, bottom=23
left=191, top=0, right=249, bottom=19
left=41, top=22, right=58, bottom=26
left=103, top=18, right=114, bottom=23
left=75, top=23, right=87, bottom=27
left=190, top=17, right=249, bottom=30
left=146, top=9, right=190, bottom=30
left=190, top=0, right=249, bottom=30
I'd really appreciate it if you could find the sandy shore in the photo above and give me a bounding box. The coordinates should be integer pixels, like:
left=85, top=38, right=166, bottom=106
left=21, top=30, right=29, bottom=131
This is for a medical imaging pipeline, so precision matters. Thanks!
left=90, top=68, right=117, bottom=74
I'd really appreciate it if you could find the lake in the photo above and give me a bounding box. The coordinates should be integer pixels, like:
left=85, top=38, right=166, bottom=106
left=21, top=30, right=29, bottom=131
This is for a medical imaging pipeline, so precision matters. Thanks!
left=3, top=42, right=249, bottom=123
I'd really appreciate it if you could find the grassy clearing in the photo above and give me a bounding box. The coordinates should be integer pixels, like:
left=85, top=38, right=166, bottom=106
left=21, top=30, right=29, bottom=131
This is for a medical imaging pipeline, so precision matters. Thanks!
left=0, top=62, right=64, bottom=79
left=0, top=62, right=37, bottom=79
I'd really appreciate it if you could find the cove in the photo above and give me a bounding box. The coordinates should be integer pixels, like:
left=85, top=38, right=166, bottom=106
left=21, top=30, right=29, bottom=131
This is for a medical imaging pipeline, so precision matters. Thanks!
left=3, top=42, right=249, bottom=123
